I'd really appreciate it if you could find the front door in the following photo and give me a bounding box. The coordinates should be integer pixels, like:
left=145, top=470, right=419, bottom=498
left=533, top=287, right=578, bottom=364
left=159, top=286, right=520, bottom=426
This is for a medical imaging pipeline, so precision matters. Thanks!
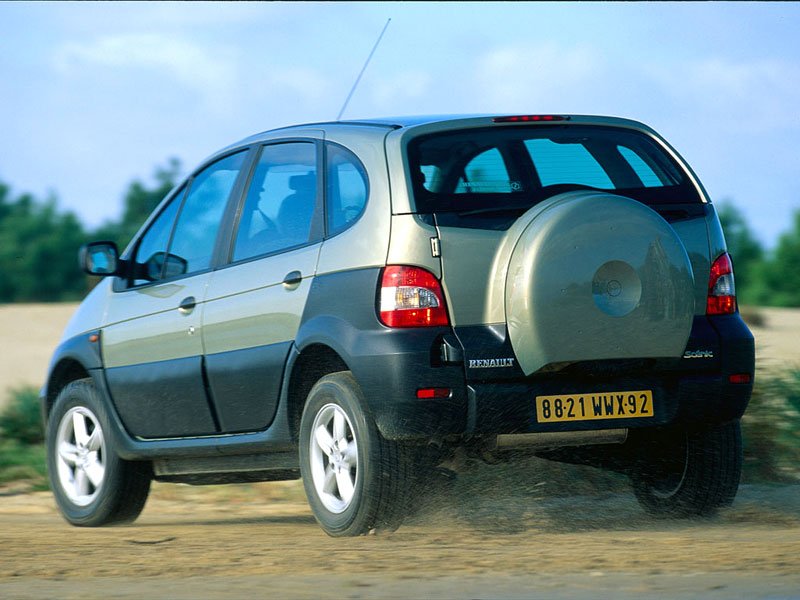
left=103, top=150, right=249, bottom=438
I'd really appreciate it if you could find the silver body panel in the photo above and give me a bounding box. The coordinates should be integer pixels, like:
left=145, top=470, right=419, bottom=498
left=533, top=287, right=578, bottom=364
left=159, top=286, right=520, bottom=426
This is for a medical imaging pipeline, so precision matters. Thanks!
left=103, top=273, right=209, bottom=368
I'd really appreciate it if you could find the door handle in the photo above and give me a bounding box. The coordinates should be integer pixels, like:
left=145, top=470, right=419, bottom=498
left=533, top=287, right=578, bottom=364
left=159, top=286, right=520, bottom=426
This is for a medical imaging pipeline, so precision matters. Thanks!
left=178, top=296, right=196, bottom=314
left=282, top=270, right=303, bottom=287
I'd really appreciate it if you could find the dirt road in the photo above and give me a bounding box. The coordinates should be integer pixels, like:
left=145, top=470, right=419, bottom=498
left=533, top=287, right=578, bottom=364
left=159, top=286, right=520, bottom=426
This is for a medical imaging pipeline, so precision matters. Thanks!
left=2, top=480, right=799, bottom=599
left=2, top=305, right=799, bottom=598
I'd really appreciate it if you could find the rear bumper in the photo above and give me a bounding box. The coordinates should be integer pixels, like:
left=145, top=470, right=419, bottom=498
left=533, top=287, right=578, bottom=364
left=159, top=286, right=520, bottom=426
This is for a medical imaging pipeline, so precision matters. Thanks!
left=467, top=372, right=751, bottom=436
left=361, top=314, right=754, bottom=440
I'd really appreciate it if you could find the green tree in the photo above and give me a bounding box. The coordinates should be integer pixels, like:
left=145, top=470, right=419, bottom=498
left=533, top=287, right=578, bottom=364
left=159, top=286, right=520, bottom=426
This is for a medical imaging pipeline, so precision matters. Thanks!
left=93, top=158, right=182, bottom=251
left=717, top=202, right=766, bottom=305
left=0, top=183, right=89, bottom=302
left=759, top=209, right=800, bottom=307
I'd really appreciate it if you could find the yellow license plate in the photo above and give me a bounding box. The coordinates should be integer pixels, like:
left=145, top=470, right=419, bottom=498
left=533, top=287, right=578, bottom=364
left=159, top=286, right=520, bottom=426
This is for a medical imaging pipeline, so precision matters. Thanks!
left=535, top=390, right=654, bottom=423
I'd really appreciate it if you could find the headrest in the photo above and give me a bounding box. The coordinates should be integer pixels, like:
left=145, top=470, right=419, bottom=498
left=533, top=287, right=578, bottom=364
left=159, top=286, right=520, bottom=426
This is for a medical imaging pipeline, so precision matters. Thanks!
left=289, top=173, right=315, bottom=191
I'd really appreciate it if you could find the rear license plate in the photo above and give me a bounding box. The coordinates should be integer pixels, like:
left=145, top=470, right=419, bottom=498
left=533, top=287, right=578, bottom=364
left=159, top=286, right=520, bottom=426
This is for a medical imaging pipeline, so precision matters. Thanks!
left=535, top=390, right=654, bottom=423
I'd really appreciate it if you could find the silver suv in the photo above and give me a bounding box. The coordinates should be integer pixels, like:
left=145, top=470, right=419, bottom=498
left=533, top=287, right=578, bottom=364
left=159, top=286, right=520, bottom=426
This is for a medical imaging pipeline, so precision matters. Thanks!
left=43, top=115, right=754, bottom=536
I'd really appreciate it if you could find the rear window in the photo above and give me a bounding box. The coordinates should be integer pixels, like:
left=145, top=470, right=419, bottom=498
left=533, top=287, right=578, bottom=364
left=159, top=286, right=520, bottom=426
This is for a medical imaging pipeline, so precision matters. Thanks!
left=408, top=125, right=699, bottom=214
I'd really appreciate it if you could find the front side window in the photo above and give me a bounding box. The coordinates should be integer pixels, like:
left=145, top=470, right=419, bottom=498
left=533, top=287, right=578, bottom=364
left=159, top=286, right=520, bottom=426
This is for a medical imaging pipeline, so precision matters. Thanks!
left=233, top=142, right=318, bottom=262
left=167, top=151, right=247, bottom=274
left=131, top=187, right=184, bottom=286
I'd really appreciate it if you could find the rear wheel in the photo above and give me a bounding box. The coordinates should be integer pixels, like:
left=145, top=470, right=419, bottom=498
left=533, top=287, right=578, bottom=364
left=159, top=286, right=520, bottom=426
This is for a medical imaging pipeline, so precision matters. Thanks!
left=46, top=379, right=151, bottom=526
left=299, top=372, right=412, bottom=536
left=631, top=420, right=742, bottom=517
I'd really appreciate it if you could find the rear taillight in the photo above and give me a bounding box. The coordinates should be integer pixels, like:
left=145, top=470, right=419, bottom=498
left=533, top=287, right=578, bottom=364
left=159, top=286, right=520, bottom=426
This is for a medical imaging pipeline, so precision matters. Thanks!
left=378, top=265, right=450, bottom=328
left=707, top=252, right=736, bottom=315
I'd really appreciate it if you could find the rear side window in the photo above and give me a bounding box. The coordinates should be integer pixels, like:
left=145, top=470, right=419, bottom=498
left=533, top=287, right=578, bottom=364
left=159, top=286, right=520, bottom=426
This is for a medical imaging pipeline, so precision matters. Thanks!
left=408, top=125, right=697, bottom=214
left=326, top=144, right=368, bottom=235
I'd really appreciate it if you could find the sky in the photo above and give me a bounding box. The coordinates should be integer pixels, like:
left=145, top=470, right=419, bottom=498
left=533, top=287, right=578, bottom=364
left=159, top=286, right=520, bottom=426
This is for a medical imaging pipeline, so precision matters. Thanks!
left=0, top=1, right=798, bottom=248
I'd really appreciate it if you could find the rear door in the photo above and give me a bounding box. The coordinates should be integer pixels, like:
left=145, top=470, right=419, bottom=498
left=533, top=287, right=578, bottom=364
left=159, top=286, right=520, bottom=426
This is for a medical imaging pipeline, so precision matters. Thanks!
left=201, top=140, right=323, bottom=433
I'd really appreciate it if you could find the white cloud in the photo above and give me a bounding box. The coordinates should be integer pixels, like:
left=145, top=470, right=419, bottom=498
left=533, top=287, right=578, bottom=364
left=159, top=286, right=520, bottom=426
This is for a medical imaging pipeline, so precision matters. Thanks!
left=54, top=33, right=238, bottom=112
left=465, top=43, right=800, bottom=136
left=472, top=42, right=604, bottom=111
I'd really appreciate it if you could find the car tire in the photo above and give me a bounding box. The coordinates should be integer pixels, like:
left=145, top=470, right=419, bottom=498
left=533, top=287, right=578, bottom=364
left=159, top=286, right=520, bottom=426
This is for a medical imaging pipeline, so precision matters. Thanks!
left=299, top=371, right=411, bottom=537
left=631, top=420, right=742, bottom=517
left=46, top=378, right=151, bottom=526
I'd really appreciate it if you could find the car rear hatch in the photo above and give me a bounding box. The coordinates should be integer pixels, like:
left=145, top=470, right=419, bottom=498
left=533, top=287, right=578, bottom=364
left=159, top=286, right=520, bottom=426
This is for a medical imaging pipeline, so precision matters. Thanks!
left=387, top=115, right=718, bottom=383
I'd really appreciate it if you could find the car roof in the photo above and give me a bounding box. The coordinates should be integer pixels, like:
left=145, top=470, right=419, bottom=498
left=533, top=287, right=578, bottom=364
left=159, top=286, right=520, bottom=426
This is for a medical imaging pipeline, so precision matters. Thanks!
left=233, top=116, right=466, bottom=144
left=241, top=113, right=655, bottom=138
left=217, top=114, right=661, bottom=163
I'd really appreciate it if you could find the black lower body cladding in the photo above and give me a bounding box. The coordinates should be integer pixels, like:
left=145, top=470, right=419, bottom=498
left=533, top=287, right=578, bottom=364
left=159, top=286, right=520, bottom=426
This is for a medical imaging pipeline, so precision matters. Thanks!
left=345, top=326, right=469, bottom=439
left=355, top=312, right=753, bottom=440
left=466, top=313, right=754, bottom=434
left=298, top=268, right=469, bottom=440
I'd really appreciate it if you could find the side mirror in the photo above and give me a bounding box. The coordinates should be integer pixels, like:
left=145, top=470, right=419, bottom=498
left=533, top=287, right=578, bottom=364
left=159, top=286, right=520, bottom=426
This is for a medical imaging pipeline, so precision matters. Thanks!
left=163, top=253, right=188, bottom=279
left=140, top=251, right=188, bottom=281
left=79, top=241, right=121, bottom=276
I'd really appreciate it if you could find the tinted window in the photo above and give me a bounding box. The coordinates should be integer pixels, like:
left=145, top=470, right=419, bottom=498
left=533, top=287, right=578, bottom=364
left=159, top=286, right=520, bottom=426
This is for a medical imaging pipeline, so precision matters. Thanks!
left=617, top=145, right=663, bottom=187
left=233, top=143, right=318, bottom=262
left=168, top=151, right=247, bottom=274
left=455, top=148, right=513, bottom=193
left=409, top=125, right=697, bottom=214
left=326, top=144, right=368, bottom=235
left=131, top=187, right=184, bottom=286
left=525, top=139, right=613, bottom=188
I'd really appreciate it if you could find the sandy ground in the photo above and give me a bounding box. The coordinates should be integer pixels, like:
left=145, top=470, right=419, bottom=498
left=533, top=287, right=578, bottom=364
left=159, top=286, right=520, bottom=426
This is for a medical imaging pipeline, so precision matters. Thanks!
left=1, top=304, right=799, bottom=597
left=745, top=306, right=800, bottom=371
left=0, top=303, right=77, bottom=408
left=1, top=481, right=799, bottom=599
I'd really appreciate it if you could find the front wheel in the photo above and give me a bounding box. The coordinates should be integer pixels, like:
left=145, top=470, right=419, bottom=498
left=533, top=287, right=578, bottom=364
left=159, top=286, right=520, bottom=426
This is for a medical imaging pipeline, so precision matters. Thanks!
left=46, top=379, right=151, bottom=526
left=299, top=372, right=411, bottom=536
left=631, top=420, right=742, bottom=517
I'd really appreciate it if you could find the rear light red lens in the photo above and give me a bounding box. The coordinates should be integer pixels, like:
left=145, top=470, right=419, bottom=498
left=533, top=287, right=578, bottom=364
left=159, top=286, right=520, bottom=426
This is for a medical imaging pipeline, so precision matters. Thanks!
left=416, top=387, right=452, bottom=399
left=729, top=373, right=752, bottom=385
left=379, top=265, right=450, bottom=328
left=493, top=115, right=569, bottom=123
left=707, top=253, right=736, bottom=315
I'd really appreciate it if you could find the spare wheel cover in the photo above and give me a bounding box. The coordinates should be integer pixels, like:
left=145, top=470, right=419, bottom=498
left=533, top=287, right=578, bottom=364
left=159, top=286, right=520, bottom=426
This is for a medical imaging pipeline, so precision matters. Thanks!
left=505, top=191, right=695, bottom=376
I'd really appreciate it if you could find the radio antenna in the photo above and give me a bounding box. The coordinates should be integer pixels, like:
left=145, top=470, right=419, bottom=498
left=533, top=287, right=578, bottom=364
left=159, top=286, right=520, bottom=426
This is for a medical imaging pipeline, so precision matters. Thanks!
left=336, top=17, right=391, bottom=121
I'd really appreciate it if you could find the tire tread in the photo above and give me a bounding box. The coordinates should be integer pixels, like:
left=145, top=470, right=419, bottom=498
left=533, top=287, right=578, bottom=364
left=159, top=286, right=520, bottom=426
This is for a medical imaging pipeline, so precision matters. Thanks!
left=633, top=420, right=742, bottom=517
